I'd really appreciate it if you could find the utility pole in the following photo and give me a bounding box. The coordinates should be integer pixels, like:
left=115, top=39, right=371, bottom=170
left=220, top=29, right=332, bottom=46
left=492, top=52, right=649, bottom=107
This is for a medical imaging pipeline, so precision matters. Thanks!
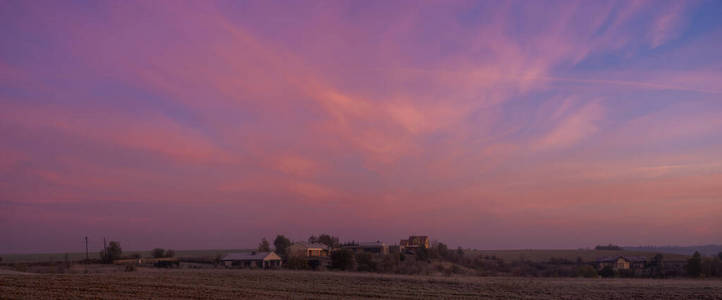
left=85, top=236, right=89, bottom=261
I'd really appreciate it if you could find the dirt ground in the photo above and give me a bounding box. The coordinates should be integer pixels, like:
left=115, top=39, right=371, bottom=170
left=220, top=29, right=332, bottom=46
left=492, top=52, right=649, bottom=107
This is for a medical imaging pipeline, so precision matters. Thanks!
left=1, top=269, right=721, bottom=299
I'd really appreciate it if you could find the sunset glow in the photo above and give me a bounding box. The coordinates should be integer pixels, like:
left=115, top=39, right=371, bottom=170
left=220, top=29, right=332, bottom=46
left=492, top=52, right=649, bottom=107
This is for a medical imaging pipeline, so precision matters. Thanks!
left=1, top=0, right=721, bottom=253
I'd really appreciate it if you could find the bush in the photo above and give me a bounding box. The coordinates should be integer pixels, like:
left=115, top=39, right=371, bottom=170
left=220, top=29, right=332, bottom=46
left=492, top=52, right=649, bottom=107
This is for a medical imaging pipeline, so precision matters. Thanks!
left=152, top=248, right=165, bottom=258
left=285, top=255, right=309, bottom=270
left=687, top=251, right=702, bottom=277
left=355, top=252, right=377, bottom=272
left=331, top=249, right=355, bottom=270
left=378, top=253, right=401, bottom=273
left=599, top=266, right=616, bottom=278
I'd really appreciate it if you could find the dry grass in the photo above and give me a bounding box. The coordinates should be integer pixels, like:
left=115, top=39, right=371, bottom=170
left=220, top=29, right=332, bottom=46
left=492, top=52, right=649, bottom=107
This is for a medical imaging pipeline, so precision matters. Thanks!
left=0, top=249, right=247, bottom=263
left=2, top=269, right=721, bottom=299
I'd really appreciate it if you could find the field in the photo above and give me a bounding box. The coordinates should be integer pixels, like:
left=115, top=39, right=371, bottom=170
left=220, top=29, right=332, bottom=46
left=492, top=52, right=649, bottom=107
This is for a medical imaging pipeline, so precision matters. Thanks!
left=0, top=249, right=249, bottom=264
left=2, top=269, right=722, bottom=299
left=0, top=248, right=690, bottom=264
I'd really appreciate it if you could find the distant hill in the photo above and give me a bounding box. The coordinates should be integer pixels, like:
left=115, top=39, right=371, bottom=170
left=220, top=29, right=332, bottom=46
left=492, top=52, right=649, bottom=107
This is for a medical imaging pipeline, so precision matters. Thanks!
left=623, top=245, right=722, bottom=257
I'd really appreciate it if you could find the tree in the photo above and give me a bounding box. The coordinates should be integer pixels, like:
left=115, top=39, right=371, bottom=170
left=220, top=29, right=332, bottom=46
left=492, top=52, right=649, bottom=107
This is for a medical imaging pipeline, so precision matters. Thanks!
left=317, top=234, right=339, bottom=248
left=650, top=254, right=664, bottom=278
left=165, top=249, right=176, bottom=258
left=258, top=238, right=271, bottom=252
left=100, top=241, right=122, bottom=263
left=718, top=252, right=722, bottom=260
left=687, top=251, right=702, bottom=277
left=331, top=249, right=355, bottom=270
left=152, top=248, right=166, bottom=258
left=456, top=247, right=464, bottom=257
left=436, top=242, right=449, bottom=259
left=273, top=235, right=291, bottom=257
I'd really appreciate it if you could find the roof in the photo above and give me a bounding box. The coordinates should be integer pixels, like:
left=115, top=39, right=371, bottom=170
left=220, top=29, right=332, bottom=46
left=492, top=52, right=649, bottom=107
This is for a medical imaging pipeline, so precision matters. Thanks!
left=292, top=242, right=329, bottom=250
left=358, top=241, right=386, bottom=248
left=222, top=252, right=281, bottom=261
left=343, top=241, right=386, bottom=248
left=596, top=256, right=648, bottom=263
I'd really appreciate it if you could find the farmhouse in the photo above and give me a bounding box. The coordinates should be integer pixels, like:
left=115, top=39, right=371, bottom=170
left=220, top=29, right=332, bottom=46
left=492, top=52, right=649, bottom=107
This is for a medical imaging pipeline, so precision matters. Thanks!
left=341, top=241, right=389, bottom=255
left=221, top=251, right=282, bottom=269
left=400, top=235, right=430, bottom=250
left=596, top=256, right=647, bottom=270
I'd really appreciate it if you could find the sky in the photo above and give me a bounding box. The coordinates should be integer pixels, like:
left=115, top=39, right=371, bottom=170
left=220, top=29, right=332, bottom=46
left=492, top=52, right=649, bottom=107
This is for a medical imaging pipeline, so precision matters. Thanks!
left=1, top=0, right=722, bottom=253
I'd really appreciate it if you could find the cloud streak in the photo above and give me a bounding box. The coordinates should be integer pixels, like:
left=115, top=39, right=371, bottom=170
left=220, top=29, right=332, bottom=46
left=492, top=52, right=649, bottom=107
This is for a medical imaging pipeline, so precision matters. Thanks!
left=1, top=0, right=721, bottom=252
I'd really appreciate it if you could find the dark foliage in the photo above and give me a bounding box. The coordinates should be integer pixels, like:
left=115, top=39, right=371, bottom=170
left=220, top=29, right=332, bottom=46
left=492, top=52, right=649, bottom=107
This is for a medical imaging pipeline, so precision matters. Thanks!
left=599, top=266, right=616, bottom=278
left=258, top=238, right=271, bottom=252
left=355, top=252, right=377, bottom=272
left=99, top=241, right=122, bottom=263
left=273, top=235, right=291, bottom=258
left=308, top=234, right=340, bottom=248
left=687, top=251, right=702, bottom=277
left=152, top=248, right=166, bottom=258
left=331, top=249, right=355, bottom=270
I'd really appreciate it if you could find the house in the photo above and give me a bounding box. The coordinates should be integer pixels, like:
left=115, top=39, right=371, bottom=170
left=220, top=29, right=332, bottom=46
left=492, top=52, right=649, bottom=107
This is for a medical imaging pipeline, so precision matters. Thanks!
left=400, top=235, right=430, bottom=250
left=341, top=241, right=389, bottom=255
left=595, top=256, right=647, bottom=270
left=221, top=251, right=282, bottom=269
left=289, top=242, right=330, bottom=257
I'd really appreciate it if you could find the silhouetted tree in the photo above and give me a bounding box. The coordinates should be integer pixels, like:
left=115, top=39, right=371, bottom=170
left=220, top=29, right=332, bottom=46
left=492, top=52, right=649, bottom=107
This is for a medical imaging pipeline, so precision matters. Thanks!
left=273, top=235, right=291, bottom=257
left=456, top=247, right=464, bottom=257
left=100, top=241, right=122, bottom=263
left=436, top=242, right=449, bottom=259
left=687, top=251, right=702, bottom=277
left=152, top=248, right=166, bottom=258
left=719, top=252, right=722, bottom=260
left=258, top=238, right=271, bottom=252
left=165, top=249, right=175, bottom=258
left=650, top=253, right=664, bottom=278
left=309, top=234, right=339, bottom=248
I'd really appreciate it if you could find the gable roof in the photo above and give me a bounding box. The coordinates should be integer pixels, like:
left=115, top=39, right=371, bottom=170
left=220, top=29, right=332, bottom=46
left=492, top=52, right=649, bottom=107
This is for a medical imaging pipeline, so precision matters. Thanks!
left=222, top=251, right=281, bottom=261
